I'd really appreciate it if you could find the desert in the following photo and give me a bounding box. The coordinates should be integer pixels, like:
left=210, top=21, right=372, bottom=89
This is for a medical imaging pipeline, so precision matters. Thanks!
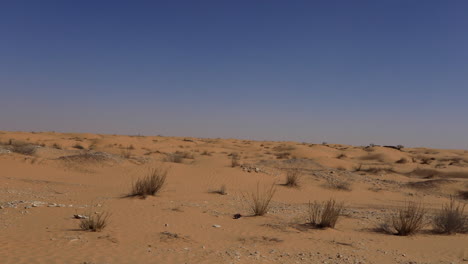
left=0, top=131, right=466, bottom=264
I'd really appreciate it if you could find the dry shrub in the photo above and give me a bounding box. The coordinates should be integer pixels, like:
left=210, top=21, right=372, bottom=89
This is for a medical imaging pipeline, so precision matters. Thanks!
left=52, top=143, right=62, bottom=149
left=231, top=153, right=240, bottom=167
left=273, top=144, right=296, bottom=152
left=8, top=141, right=37, bottom=155
left=211, top=184, right=227, bottom=195
left=337, top=154, right=347, bottom=159
left=285, top=168, right=301, bottom=187
left=460, top=190, right=468, bottom=200
left=386, top=201, right=427, bottom=236
left=275, top=152, right=291, bottom=159
left=80, top=212, right=110, bottom=232
left=175, top=151, right=194, bottom=159
left=326, top=178, right=352, bottom=191
left=396, top=158, right=409, bottom=164
left=129, top=168, right=167, bottom=198
left=307, top=199, right=343, bottom=228
left=121, top=147, right=132, bottom=159
left=201, top=150, right=212, bottom=156
left=73, top=143, right=84, bottom=149
left=433, top=197, right=467, bottom=234
left=244, top=183, right=276, bottom=216
left=165, top=153, right=183, bottom=163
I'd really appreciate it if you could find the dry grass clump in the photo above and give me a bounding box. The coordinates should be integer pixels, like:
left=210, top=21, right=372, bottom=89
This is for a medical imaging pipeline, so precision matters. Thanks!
left=284, top=168, right=301, bottom=187
left=231, top=153, right=240, bottom=167
left=460, top=190, right=468, bottom=200
left=396, top=158, right=409, bottom=164
left=129, top=168, right=168, bottom=198
left=273, top=144, right=296, bottom=152
left=165, top=151, right=194, bottom=163
left=433, top=197, right=467, bottom=234
left=72, top=143, right=85, bottom=149
left=382, top=201, right=427, bottom=236
left=275, top=152, right=291, bottom=159
left=80, top=212, right=110, bottom=232
left=326, top=178, right=352, bottom=191
left=4, top=140, right=38, bottom=155
left=244, top=183, right=276, bottom=216
left=51, top=143, right=62, bottom=149
left=210, top=184, right=228, bottom=195
left=307, top=199, right=343, bottom=228
left=121, top=146, right=132, bottom=159
left=201, top=150, right=212, bottom=156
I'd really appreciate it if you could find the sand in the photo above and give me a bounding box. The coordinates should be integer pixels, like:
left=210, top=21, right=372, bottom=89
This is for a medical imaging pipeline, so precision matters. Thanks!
left=0, top=131, right=467, bottom=264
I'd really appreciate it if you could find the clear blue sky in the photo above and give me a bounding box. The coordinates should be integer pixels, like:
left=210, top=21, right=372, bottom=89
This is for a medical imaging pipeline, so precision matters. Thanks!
left=1, top=1, right=467, bottom=149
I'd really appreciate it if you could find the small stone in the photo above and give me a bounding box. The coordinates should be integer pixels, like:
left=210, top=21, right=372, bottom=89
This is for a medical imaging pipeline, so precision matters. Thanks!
left=212, top=224, right=221, bottom=228
left=165, top=224, right=169, bottom=227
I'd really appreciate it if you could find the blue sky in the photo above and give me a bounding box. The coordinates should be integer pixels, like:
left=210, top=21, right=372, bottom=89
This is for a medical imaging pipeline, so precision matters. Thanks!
left=1, top=1, right=467, bottom=148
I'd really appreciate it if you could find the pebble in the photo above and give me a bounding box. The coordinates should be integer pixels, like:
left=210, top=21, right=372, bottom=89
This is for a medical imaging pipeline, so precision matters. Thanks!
left=212, top=224, right=221, bottom=228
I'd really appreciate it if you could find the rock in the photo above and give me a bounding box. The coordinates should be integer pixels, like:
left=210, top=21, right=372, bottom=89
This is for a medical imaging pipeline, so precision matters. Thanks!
left=255, top=168, right=260, bottom=172
left=212, top=224, right=221, bottom=228
left=233, top=213, right=242, bottom=219
left=73, top=214, right=88, bottom=219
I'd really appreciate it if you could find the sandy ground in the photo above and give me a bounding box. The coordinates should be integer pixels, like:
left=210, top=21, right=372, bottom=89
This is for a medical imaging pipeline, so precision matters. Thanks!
left=0, top=131, right=467, bottom=264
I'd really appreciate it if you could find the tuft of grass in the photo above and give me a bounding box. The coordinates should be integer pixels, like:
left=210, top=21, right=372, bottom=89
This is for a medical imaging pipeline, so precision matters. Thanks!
left=7, top=141, right=38, bottom=155
left=433, top=197, right=467, bottom=234
left=275, top=152, right=291, bottom=159
left=231, top=153, right=240, bottom=167
left=326, top=178, right=352, bottom=191
left=121, top=147, right=132, bottom=159
left=284, top=168, right=301, bottom=187
left=387, top=201, right=427, bottom=236
left=244, top=183, right=276, bottom=216
left=307, top=199, right=343, bottom=228
left=79, top=212, right=110, bottom=232
left=129, top=168, right=168, bottom=198
left=52, top=143, right=62, bottom=149
left=459, top=190, right=468, bottom=200
left=73, top=143, right=84, bottom=149
left=396, top=158, right=409, bottom=164
left=211, top=184, right=227, bottom=195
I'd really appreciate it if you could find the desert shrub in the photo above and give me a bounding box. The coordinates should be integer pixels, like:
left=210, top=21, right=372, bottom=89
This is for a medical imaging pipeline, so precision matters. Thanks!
left=231, top=153, right=240, bottom=167
left=121, top=147, right=132, bottom=158
left=326, top=178, right=352, bottom=191
left=337, top=154, right=347, bottom=159
left=165, top=153, right=183, bottom=163
left=244, top=183, right=276, bottom=216
left=433, top=197, right=467, bottom=234
left=211, top=184, right=227, bottom=195
left=175, top=151, right=194, bottom=159
left=285, top=168, right=301, bottom=187
left=201, top=150, right=211, bottom=156
left=52, top=143, right=62, bottom=149
left=10, top=141, right=37, bottom=155
left=396, top=158, right=408, bottom=164
left=273, top=144, right=296, bottom=152
left=73, top=143, right=84, bottom=149
left=388, top=201, right=427, bottom=236
left=275, top=152, right=290, bottom=159
left=80, top=212, right=110, bottom=232
left=460, top=191, right=468, bottom=200
left=129, top=168, right=167, bottom=198
left=307, top=199, right=343, bottom=228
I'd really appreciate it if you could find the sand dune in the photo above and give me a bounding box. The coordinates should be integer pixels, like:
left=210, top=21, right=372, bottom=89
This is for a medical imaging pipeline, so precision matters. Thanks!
left=0, top=131, right=467, bottom=264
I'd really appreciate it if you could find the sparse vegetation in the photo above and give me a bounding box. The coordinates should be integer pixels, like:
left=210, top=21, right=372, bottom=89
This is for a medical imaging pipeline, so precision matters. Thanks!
left=211, top=184, right=227, bottom=195
left=72, top=143, right=84, bottom=149
left=384, top=201, right=427, bottom=236
left=129, top=168, right=168, bottom=198
left=79, top=212, right=110, bottom=232
left=244, top=183, right=276, bottom=216
left=433, top=197, right=467, bottom=234
left=121, top=147, right=132, bottom=158
left=10, top=141, right=37, bottom=155
left=231, top=153, right=240, bottom=167
left=275, top=152, right=290, bottom=159
left=284, top=168, right=301, bottom=187
left=52, top=143, right=62, bottom=149
left=396, top=158, right=408, bottom=164
left=307, top=199, right=343, bottom=228
left=326, top=178, right=352, bottom=191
